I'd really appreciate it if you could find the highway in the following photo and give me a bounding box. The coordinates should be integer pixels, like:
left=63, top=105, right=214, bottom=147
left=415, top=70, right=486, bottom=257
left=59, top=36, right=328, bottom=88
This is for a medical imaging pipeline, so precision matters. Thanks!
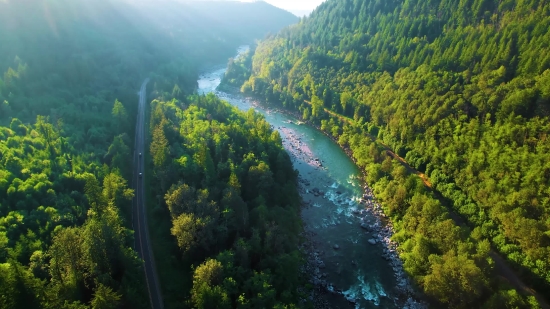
left=132, top=79, right=163, bottom=309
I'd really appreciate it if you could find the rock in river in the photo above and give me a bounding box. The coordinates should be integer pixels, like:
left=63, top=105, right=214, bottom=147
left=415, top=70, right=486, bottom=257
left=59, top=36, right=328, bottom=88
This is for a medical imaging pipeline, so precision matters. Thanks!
left=333, top=244, right=340, bottom=250
left=368, top=239, right=377, bottom=245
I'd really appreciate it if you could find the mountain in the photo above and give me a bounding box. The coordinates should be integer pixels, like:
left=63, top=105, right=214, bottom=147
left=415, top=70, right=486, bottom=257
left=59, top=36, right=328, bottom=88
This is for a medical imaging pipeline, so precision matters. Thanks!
left=182, top=1, right=299, bottom=39
left=130, top=0, right=299, bottom=66
left=289, top=9, right=313, bottom=17
left=0, top=0, right=298, bottom=106
left=226, top=0, right=550, bottom=307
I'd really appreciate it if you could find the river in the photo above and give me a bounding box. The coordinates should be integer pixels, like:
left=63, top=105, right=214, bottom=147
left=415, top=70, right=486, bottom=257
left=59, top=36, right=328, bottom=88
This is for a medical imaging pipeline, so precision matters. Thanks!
left=197, top=46, right=400, bottom=309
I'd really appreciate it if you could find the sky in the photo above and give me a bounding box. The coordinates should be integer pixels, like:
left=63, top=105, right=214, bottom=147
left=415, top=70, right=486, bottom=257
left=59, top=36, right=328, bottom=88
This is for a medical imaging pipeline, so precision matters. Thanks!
left=243, top=0, right=326, bottom=16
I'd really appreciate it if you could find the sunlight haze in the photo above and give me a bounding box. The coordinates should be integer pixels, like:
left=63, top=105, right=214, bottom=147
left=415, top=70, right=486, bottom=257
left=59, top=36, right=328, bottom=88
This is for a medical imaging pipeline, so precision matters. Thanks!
left=1, top=0, right=549, bottom=309
left=241, top=0, right=326, bottom=16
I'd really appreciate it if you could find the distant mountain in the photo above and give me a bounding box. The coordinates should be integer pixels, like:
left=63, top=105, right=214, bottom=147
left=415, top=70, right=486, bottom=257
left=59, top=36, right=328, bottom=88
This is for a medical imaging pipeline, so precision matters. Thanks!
left=0, top=0, right=298, bottom=70
left=182, top=0, right=299, bottom=39
left=0, top=0, right=298, bottom=118
left=133, top=0, right=299, bottom=65
left=289, top=9, right=312, bottom=17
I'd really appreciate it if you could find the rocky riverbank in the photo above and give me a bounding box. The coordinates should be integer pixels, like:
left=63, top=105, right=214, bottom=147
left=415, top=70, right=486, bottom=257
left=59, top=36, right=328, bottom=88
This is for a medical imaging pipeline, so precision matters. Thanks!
left=356, top=186, right=426, bottom=309
left=275, top=108, right=426, bottom=307
left=214, top=91, right=427, bottom=308
left=275, top=119, right=425, bottom=308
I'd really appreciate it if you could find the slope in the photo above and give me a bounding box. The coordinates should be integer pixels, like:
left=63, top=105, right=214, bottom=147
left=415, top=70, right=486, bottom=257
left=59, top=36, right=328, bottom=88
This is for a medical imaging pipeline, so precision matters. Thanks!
left=228, top=0, right=550, bottom=308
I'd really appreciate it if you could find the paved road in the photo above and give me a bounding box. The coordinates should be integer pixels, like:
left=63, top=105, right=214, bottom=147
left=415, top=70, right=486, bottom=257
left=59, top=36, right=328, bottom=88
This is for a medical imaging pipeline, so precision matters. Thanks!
left=132, top=79, right=163, bottom=309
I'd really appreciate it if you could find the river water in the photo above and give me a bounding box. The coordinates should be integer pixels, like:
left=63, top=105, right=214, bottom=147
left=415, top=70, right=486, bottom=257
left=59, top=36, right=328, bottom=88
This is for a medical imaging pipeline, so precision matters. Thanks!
left=197, top=47, right=398, bottom=309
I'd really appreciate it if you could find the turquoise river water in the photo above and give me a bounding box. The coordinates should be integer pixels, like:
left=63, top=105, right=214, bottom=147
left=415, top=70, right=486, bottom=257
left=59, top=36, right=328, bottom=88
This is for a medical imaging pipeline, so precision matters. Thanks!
left=197, top=47, right=399, bottom=309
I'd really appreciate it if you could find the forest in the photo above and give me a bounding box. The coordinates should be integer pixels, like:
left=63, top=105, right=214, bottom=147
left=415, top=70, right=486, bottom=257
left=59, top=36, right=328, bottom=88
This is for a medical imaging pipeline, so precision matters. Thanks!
left=146, top=93, right=305, bottom=308
left=0, top=0, right=297, bottom=308
left=225, top=0, right=550, bottom=307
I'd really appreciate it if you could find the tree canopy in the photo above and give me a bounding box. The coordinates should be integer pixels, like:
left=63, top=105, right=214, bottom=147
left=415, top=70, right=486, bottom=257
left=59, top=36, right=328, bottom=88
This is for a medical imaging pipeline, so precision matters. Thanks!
left=147, top=93, right=305, bottom=307
left=0, top=0, right=297, bottom=307
left=226, top=0, right=550, bottom=307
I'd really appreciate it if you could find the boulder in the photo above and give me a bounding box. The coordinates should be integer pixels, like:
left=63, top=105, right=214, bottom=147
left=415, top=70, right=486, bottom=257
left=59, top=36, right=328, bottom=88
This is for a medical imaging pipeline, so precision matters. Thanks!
left=360, top=223, right=371, bottom=230
left=333, top=244, right=340, bottom=250
left=368, top=239, right=377, bottom=245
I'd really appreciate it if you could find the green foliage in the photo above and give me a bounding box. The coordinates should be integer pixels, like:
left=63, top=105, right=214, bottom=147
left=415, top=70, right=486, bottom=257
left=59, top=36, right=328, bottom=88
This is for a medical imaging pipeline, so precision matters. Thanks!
left=0, top=0, right=297, bottom=307
left=423, top=252, right=489, bottom=308
left=219, top=50, right=254, bottom=92
left=90, top=284, right=122, bottom=309
left=149, top=94, right=304, bottom=307
left=226, top=0, right=550, bottom=306
left=191, top=259, right=230, bottom=309
left=112, top=100, right=129, bottom=135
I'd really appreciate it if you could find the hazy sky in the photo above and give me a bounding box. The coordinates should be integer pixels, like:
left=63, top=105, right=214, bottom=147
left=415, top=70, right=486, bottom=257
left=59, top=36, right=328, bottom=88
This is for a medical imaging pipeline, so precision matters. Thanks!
left=244, top=0, right=326, bottom=16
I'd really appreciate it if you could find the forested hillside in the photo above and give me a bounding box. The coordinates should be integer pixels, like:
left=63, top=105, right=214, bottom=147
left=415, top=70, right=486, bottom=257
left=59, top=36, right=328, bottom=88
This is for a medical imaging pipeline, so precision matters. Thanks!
left=147, top=93, right=305, bottom=308
left=226, top=0, right=550, bottom=307
left=0, top=0, right=297, bottom=307
left=129, top=0, right=298, bottom=67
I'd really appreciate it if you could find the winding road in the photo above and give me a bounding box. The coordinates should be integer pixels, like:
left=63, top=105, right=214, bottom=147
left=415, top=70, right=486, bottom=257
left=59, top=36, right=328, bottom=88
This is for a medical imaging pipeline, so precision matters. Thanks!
left=132, top=79, right=164, bottom=309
